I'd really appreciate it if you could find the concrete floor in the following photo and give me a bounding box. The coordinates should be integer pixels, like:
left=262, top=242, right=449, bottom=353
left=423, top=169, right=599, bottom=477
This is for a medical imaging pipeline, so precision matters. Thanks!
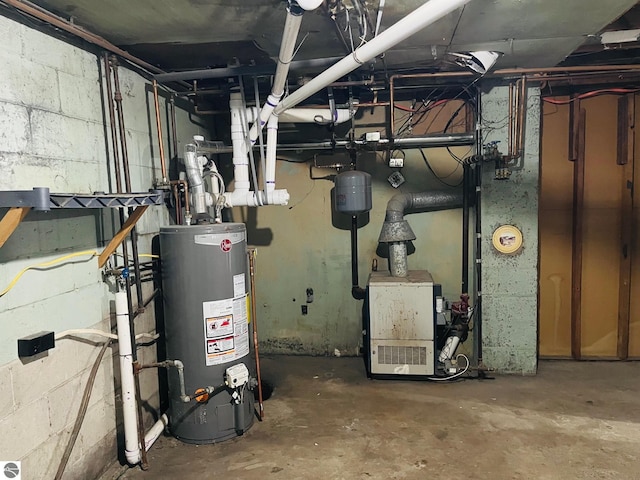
left=115, top=356, right=639, bottom=480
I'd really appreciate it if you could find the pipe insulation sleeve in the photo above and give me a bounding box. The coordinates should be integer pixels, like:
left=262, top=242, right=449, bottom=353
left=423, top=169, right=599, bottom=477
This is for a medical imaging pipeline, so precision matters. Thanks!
left=275, top=0, right=472, bottom=114
left=116, top=291, right=141, bottom=465
left=384, top=191, right=464, bottom=225
left=379, top=191, right=463, bottom=277
left=184, top=144, right=207, bottom=214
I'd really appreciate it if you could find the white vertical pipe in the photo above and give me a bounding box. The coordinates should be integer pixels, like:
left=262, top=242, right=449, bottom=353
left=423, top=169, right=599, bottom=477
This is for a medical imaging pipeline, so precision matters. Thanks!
left=248, top=5, right=304, bottom=144
left=265, top=115, right=279, bottom=193
left=275, top=0, right=472, bottom=114
left=230, top=92, right=251, bottom=192
left=116, top=291, right=141, bottom=466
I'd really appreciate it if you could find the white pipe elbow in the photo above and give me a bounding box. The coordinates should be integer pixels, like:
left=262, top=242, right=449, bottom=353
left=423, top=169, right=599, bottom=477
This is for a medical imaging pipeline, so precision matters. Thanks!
left=296, top=0, right=324, bottom=11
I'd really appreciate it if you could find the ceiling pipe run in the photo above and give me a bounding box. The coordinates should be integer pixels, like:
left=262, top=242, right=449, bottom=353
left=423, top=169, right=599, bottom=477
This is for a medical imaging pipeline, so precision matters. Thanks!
left=273, top=0, right=473, bottom=114
left=3, top=0, right=168, bottom=75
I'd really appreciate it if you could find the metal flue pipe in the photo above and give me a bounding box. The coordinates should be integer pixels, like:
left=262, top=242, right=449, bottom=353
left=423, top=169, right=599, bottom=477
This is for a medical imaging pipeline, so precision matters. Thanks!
left=379, top=191, right=463, bottom=277
left=274, top=0, right=472, bottom=114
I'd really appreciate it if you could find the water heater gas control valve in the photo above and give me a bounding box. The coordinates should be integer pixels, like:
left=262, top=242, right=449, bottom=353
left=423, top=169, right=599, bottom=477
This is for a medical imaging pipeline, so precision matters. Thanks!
left=225, top=363, right=250, bottom=388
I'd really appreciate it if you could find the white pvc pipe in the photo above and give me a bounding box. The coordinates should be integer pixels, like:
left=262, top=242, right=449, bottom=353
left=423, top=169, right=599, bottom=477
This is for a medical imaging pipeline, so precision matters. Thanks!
left=265, top=115, right=279, bottom=193
left=297, top=0, right=323, bottom=10
left=116, top=291, right=141, bottom=466
left=224, top=189, right=290, bottom=207
left=144, top=413, right=169, bottom=451
left=230, top=92, right=251, bottom=192
left=275, top=0, right=473, bottom=114
left=248, top=7, right=304, bottom=144
left=278, top=108, right=352, bottom=124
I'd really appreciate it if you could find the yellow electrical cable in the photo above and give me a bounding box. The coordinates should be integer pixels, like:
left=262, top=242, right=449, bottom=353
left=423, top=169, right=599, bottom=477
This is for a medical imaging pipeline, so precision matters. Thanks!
left=115, top=253, right=159, bottom=260
left=0, top=250, right=98, bottom=298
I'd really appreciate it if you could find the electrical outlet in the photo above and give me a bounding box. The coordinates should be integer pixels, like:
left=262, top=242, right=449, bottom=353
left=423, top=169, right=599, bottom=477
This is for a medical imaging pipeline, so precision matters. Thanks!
left=301, top=305, right=308, bottom=315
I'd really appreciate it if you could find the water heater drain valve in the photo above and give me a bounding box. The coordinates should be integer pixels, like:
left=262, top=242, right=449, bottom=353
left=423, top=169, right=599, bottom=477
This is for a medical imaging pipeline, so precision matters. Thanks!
left=225, top=363, right=250, bottom=389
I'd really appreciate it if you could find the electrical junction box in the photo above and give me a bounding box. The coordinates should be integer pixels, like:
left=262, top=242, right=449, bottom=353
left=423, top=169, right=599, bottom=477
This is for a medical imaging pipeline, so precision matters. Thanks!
left=225, top=363, right=249, bottom=388
left=389, top=157, right=404, bottom=168
left=367, top=271, right=439, bottom=376
left=365, top=131, right=381, bottom=142
left=18, top=331, right=55, bottom=357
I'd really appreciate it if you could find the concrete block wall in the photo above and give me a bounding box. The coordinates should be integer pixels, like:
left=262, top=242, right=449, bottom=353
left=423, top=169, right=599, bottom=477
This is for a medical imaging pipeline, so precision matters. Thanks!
left=0, top=15, right=206, bottom=479
left=480, top=85, right=541, bottom=374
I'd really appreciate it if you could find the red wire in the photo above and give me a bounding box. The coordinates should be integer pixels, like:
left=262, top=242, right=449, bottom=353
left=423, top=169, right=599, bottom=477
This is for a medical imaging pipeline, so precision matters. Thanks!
left=394, top=99, right=450, bottom=112
left=543, top=88, right=640, bottom=105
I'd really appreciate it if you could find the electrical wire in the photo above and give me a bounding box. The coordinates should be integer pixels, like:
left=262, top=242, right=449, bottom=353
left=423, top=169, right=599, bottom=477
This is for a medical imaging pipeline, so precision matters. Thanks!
left=0, top=250, right=98, bottom=298
left=55, top=329, right=159, bottom=342
left=54, top=339, right=111, bottom=480
left=542, top=87, right=640, bottom=105
left=428, top=353, right=470, bottom=381
left=419, top=149, right=462, bottom=187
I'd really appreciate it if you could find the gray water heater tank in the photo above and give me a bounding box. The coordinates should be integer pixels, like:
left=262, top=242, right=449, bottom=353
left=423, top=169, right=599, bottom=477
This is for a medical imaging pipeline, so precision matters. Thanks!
left=160, top=223, right=254, bottom=444
left=334, top=170, right=372, bottom=215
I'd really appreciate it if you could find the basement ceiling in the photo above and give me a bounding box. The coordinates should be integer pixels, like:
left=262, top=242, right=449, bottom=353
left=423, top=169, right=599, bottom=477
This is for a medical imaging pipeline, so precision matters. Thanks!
left=23, top=0, right=640, bottom=77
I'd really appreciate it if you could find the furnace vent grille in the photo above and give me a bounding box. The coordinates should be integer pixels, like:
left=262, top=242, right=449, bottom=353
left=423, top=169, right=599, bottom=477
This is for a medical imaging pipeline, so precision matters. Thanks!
left=377, top=345, right=427, bottom=365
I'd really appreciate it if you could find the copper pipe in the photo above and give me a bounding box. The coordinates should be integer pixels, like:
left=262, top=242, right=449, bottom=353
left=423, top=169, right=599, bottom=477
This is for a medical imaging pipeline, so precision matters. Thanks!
left=111, top=55, right=147, bottom=467
left=171, top=184, right=183, bottom=225
left=169, top=94, right=178, bottom=160
left=104, top=53, right=123, bottom=194
left=152, top=80, right=168, bottom=183
left=517, top=75, right=527, bottom=156
left=357, top=101, right=391, bottom=107
left=170, top=180, right=189, bottom=222
left=389, top=75, right=396, bottom=137
left=3, top=0, right=163, bottom=74
left=508, top=82, right=514, bottom=158
left=248, top=248, right=264, bottom=420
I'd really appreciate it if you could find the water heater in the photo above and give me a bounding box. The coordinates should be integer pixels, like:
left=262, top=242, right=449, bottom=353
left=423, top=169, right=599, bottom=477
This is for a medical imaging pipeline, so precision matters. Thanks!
left=160, top=223, right=254, bottom=443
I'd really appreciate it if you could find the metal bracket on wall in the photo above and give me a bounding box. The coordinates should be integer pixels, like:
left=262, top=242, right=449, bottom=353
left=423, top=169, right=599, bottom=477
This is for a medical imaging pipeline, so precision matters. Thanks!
left=0, top=187, right=163, bottom=265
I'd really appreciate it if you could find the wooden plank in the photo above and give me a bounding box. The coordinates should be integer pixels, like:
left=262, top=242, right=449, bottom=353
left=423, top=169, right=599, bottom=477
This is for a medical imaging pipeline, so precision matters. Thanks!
left=617, top=94, right=635, bottom=359
left=571, top=101, right=586, bottom=360
left=0, top=207, right=30, bottom=248
left=98, top=205, right=148, bottom=268
left=539, top=101, right=573, bottom=357
left=568, top=96, right=580, bottom=162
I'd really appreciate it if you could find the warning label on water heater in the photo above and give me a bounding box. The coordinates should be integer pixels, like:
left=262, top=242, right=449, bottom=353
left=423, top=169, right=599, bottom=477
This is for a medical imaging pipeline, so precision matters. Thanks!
left=202, top=295, right=249, bottom=366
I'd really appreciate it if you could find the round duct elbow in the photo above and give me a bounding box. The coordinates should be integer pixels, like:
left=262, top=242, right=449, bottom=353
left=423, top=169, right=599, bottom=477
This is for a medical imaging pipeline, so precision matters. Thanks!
left=378, top=220, right=416, bottom=243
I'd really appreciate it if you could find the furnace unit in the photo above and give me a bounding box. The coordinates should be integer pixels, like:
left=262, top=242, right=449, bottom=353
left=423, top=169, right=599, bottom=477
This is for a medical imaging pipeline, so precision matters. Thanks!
left=366, top=270, right=441, bottom=377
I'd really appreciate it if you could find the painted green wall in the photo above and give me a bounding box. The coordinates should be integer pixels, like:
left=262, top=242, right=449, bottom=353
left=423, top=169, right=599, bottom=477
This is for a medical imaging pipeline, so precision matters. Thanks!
left=480, top=85, right=540, bottom=374
left=233, top=109, right=471, bottom=356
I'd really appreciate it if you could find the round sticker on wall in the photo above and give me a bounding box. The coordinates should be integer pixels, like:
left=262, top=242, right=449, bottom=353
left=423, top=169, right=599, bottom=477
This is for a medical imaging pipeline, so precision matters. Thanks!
left=220, top=238, right=232, bottom=252
left=492, top=225, right=523, bottom=255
